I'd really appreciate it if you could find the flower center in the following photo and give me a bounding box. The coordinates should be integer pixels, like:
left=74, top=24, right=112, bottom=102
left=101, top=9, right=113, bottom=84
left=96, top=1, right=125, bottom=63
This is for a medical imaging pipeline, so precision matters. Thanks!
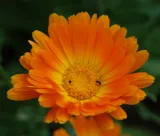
left=62, top=64, right=101, bottom=100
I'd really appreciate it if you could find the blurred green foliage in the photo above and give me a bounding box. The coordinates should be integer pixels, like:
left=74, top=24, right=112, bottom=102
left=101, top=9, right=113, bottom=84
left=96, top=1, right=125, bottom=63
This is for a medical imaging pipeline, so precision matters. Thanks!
left=0, top=0, right=160, bottom=136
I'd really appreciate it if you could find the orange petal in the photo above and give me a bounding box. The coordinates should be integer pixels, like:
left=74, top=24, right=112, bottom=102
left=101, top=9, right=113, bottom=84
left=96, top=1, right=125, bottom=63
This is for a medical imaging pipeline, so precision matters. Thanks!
left=80, top=100, right=116, bottom=116
left=120, top=85, right=144, bottom=105
left=125, top=36, right=138, bottom=54
left=71, top=116, right=101, bottom=136
left=126, top=72, right=155, bottom=88
left=71, top=21, right=88, bottom=63
left=130, top=50, right=149, bottom=72
left=36, top=88, right=57, bottom=94
left=94, top=113, right=114, bottom=131
left=67, top=102, right=80, bottom=116
left=44, top=107, right=57, bottom=123
left=48, top=24, right=71, bottom=67
left=48, top=23, right=74, bottom=65
left=19, top=52, right=32, bottom=70
left=91, top=14, right=97, bottom=24
left=45, top=107, right=71, bottom=124
left=99, top=79, right=131, bottom=99
left=102, top=124, right=121, bottom=136
left=49, top=13, right=68, bottom=25
left=29, top=70, right=61, bottom=88
left=38, top=94, right=56, bottom=108
left=30, top=52, right=53, bottom=72
left=28, top=40, right=38, bottom=47
left=100, top=46, right=125, bottom=75
left=110, top=107, right=127, bottom=120
left=53, top=128, right=69, bottom=136
left=136, top=89, right=146, bottom=101
left=32, top=30, right=69, bottom=70
left=83, top=24, right=97, bottom=64
left=7, top=73, right=40, bottom=100
left=98, top=98, right=125, bottom=106
left=13, top=80, right=33, bottom=90
left=13, top=85, right=35, bottom=92
left=28, top=76, right=52, bottom=88
left=97, top=15, right=110, bottom=28
left=94, top=28, right=113, bottom=66
left=113, top=28, right=127, bottom=47
left=56, top=94, right=71, bottom=108
left=29, top=51, right=64, bottom=83
left=32, top=30, right=49, bottom=48
left=44, top=76, right=63, bottom=91
left=68, top=12, right=90, bottom=25
left=56, top=108, right=71, bottom=124
left=109, top=24, right=120, bottom=35
left=123, top=96, right=140, bottom=105
left=102, top=54, right=135, bottom=84
left=38, top=49, right=66, bottom=74
left=122, top=87, right=143, bottom=105
left=7, top=89, right=39, bottom=101
left=11, top=74, right=29, bottom=85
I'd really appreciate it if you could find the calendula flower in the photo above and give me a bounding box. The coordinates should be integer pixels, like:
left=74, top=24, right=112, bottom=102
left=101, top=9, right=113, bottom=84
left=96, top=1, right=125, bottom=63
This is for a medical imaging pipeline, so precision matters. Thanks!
left=7, top=12, right=154, bottom=129
left=53, top=116, right=127, bottom=136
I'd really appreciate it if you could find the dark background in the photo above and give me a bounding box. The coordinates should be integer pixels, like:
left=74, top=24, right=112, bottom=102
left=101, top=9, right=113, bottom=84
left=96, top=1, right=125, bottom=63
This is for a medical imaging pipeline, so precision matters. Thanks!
left=0, top=0, right=160, bottom=136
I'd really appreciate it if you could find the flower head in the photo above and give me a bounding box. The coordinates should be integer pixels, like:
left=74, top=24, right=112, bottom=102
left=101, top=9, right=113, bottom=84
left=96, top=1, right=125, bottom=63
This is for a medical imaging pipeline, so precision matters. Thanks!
left=7, top=12, right=154, bottom=128
left=53, top=116, right=127, bottom=136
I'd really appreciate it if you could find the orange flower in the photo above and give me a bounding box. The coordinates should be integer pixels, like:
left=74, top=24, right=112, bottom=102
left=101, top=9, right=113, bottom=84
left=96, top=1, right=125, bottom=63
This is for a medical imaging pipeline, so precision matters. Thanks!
left=53, top=116, right=125, bottom=136
left=54, top=128, right=69, bottom=136
left=7, top=12, right=154, bottom=128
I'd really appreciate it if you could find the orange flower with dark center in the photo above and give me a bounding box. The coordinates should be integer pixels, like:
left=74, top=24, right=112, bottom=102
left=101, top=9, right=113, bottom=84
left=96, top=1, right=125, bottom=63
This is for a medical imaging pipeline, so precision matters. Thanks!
left=7, top=12, right=154, bottom=129
left=53, top=116, right=127, bottom=136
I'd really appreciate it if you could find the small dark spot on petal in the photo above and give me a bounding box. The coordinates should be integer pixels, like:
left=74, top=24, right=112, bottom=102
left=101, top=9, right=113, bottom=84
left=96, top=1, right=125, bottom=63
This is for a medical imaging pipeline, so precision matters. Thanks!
left=96, top=80, right=101, bottom=85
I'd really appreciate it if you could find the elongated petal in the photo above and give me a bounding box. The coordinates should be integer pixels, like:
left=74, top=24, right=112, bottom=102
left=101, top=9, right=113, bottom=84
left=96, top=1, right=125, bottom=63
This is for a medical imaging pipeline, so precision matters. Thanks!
left=44, top=108, right=57, bottom=123
left=130, top=50, right=149, bottom=72
left=109, top=24, right=120, bottom=35
left=67, top=102, right=80, bottom=116
left=11, top=74, right=29, bottom=85
left=99, top=79, right=132, bottom=99
left=97, top=15, right=110, bottom=28
left=136, top=89, right=146, bottom=101
left=110, top=107, right=127, bottom=120
left=7, top=89, right=39, bottom=100
left=71, top=116, right=101, bottom=136
left=32, top=30, right=48, bottom=48
left=94, top=113, right=114, bottom=130
left=19, top=52, right=32, bottom=70
left=102, top=124, right=121, bottom=136
left=49, top=13, right=68, bottom=25
left=102, top=54, right=135, bottom=84
left=38, top=94, right=57, bottom=108
left=126, top=72, right=155, bottom=88
left=113, top=28, right=127, bottom=48
left=56, top=108, right=71, bottom=124
left=125, top=36, right=138, bottom=54
left=53, top=128, right=69, bottom=136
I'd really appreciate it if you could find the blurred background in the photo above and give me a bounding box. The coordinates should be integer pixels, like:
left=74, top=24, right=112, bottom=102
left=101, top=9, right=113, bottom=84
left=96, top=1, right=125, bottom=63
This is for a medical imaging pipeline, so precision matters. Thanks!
left=0, top=0, right=160, bottom=136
